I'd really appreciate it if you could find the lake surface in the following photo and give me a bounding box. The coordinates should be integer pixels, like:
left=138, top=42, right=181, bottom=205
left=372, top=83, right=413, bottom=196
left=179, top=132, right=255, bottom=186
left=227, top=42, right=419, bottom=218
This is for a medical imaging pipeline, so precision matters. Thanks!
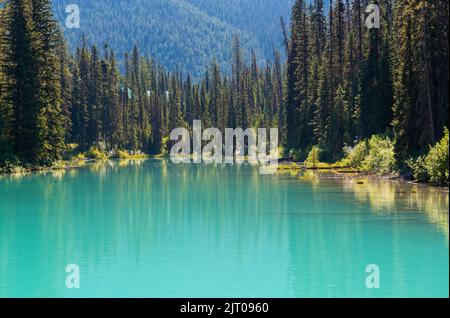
left=0, top=159, right=448, bottom=298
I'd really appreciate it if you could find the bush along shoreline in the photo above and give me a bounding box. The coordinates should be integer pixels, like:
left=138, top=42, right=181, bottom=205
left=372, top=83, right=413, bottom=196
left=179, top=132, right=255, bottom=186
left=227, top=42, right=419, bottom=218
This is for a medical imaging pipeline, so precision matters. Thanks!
left=407, top=128, right=449, bottom=186
left=0, top=145, right=149, bottom=175
left=279, top=128, right=449, bottom=187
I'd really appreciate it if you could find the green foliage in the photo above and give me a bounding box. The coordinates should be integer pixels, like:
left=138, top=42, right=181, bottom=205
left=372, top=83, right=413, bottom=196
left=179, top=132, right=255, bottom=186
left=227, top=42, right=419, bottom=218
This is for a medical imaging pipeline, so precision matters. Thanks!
left=360, top=135, right=397, bottom=175
left=407, top=128, right=449, bottom=185
left=1, top=0, right=66, bottom=166
left=340, top=141, right=370, bottom=168
left=392, top=0, right=448, bottom=162
left=160, top=137, right=170, bottom=156
left=305, top=146, right=321, bottom=168
left=278, top=146, right=286, bottom=158
left=425, top=128, right=449, bottom=185
left=86, top=147, right=108, bottom=161
left=116, top=150, right=147, bottom=159
left=339, top=135, right=396, bottom=175
left=74, top=153, right=86, bottom=161
left=407, top=155, right=429, bottom=183
left=117, top=150, right=130, bottom=159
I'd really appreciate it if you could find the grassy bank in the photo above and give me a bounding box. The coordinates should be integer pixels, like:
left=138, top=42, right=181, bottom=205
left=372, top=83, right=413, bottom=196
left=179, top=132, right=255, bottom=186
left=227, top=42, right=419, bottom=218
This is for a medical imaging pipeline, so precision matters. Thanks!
left=0, top=147, right=151, bottom=175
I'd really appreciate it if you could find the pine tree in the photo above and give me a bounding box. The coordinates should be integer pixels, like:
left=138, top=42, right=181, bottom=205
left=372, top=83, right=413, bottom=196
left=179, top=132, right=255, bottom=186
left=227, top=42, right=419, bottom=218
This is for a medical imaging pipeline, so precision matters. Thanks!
left=209, top=61, right=222, bottom=128
left=392, top=0, right=448, bottom=164
left=273, top=50, right=286, bottom=146
left=0, top=3, right=15, bottom=162
left=308, top=0, right=326, bottom=145
left=105, top=50, right=121, bottom=149
left=330, top=84, right=347, bottom=159
left=86, top=45, right=103, bottom=147
left=57, top=40, right=72, bottom=142
left=296, top=2, right=312, bottom=151
left=359, top=0, right=393, bottom=138
left=74, top=39, right=91, bottom=150
left=3, top=0, right=42, bottom=163
left=232, top=36, right=243, bottom=128
left=168, top=73, right=183, bottom=132
left=314, top=49, right=332, bottom=159
left=31, top=0, right=66, bottom=163
left=285, top=0, right=304, bottom=150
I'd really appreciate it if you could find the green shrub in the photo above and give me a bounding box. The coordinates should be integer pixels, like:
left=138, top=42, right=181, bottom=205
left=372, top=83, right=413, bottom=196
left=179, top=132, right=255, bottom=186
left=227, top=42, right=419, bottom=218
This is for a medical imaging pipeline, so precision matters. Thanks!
left=86, top=147, right=108, bottom=161
left=341, top=140, right=369, bottom=168
left=305, top=146, right=321, bottom=168
left=277, top=146, right=286, bottom=158
left=425, top=128, right=449, bottom=185
left=117, top=150, right=130, bottom=159
left=74, top=153, right=86, bottom=161
left=62, top=143, right=80, bottom=160
left=406, top=128, right=449, bottom=185
left=407, top=155, right=428, bottom=182
left=161, top=137, right=169, bottom=156
left=360, top=135, right=396, bottom=175
left=336, top=136, right=394, bottom=174
left=116, top=149, right=148, bottom=159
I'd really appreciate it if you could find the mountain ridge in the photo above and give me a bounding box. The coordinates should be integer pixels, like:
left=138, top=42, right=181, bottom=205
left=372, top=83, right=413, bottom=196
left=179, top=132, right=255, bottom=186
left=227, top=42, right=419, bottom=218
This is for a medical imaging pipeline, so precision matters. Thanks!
left=52, top=0, right=294, bottom=78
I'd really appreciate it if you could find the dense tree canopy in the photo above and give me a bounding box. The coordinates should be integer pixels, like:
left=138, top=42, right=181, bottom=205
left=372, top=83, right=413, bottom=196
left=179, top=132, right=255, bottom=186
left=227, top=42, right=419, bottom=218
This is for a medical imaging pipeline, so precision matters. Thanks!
left=51, top=0, right=294, bottom=79
left=285, top=0, right=448, bottom=163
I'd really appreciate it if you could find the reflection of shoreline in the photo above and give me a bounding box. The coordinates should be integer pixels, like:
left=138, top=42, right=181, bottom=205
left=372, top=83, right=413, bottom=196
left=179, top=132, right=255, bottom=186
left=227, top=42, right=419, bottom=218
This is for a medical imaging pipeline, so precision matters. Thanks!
left=0, top=158, right=155, bottom=180
left=337, top=173, right=448, bottom=240
left=3, top=161, right=448, bottom=240
left=277, top=169, right=449, bottom=240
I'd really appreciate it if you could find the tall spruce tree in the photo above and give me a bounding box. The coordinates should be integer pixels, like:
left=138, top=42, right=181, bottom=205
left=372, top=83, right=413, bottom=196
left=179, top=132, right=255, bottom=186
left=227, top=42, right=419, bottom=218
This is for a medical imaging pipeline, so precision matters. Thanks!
left=3, top=0, right=42, bottom=163
left=285, top=0, right=303, bottom=151
left=0, top=3, right=15, bottom=162
left=31, top=0, right=66, bottom=163
left=392, top=0, right=449, bottom=164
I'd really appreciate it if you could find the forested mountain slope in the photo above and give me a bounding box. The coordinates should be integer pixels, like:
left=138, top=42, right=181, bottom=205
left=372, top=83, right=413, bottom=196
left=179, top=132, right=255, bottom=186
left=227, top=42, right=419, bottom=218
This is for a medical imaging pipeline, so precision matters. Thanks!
left=52, top=0, right=294, bottom=78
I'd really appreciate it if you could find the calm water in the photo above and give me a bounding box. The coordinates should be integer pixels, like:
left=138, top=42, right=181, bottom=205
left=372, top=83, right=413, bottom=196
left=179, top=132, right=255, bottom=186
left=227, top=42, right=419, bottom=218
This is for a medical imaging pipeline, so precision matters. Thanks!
left=0, top=159, right=448, bottom=298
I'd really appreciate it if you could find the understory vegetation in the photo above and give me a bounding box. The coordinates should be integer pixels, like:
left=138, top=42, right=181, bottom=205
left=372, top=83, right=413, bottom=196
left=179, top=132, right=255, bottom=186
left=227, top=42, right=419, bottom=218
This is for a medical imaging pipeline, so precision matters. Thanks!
left=338, top=135, right=397, bottom=175
left=407, top=128, right=449, bottom=185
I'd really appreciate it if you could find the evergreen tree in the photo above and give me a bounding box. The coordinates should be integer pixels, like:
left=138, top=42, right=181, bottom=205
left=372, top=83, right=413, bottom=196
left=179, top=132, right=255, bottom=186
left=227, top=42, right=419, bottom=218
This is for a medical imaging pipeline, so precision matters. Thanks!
left=392, top=0, right=449, bottom=164
left=285, top=0, right=304, bottom=150
left=359, top=0, right=393, bottom=138
left=232, top=36, right=244, bottom=128
left=87, top=45, right=103, bottom=147
left=31, top=0, right=66, bottom=163
left=0, top=3, right=14, bottom=161
left=2, top=0, right=43, bottom=163
left=105, top=50, right=121, bottom=149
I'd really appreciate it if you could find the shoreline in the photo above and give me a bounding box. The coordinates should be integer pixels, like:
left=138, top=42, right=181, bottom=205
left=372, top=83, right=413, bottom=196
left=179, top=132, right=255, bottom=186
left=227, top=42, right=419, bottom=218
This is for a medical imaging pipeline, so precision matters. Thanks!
left=1, top=158, right=448, bottom=190
left=0, top=156, right=152, bottom=175
left=276, top=162, right=450, bottom=189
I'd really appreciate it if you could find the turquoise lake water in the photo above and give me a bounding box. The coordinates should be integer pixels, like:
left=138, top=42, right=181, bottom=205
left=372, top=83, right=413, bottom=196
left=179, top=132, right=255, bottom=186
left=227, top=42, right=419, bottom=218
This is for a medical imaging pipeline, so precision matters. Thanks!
left=0, top=159, right=448, bottom=298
